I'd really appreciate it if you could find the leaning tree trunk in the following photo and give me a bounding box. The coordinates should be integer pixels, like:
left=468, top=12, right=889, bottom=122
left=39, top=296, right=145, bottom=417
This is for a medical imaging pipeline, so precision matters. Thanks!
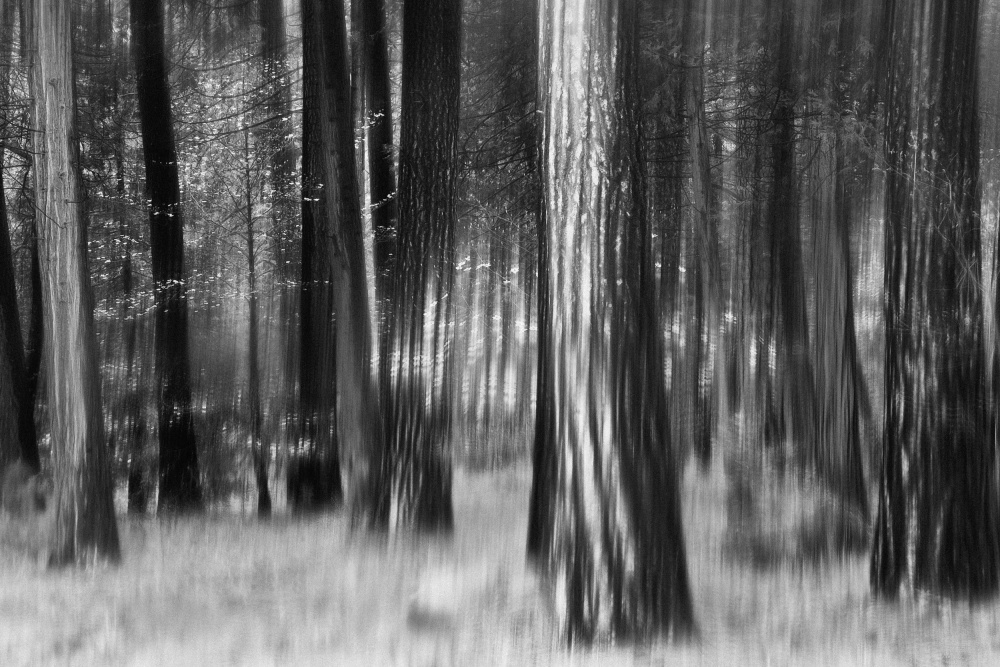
left=370, top=0, right=461, bottom=531
left=526, top=0, right=695, bottom=643
left=130, top=0, right=202, bottom=512
left=28, top=0, right=119, bottom=565
left=871, top=0, right=999, bottom=600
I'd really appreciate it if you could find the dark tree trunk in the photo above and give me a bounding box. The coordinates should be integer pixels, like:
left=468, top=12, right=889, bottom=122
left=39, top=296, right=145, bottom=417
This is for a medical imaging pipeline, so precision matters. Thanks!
left=242, top=128, right=271, bottom=517
left=28, top=0, right=120, bottom=565
left=371, top=0, right=461, bottom=531
left=0, top=168, right=39, bottom=471
left=294, top=0, right=343, bottom=511
left=871, top=0, right=999, bottom=600
left=767, top=0, right=814, bottom=461
left=0, top=0, right=39, bottom=472
left=528, top=0, right=694, bottom=642
left=296, top=0, right=379, bottom=513
left=24, top=218, right=43, bottom=432
left=130, top=0, right=202, bottom=512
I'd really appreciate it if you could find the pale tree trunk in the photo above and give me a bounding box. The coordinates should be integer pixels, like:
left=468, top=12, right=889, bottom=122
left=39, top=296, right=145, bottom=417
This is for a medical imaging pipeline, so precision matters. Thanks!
left=28, top=0, right=119, bottom=565
left=527, top=0, right=694, bottom=642
left=352, top=0, right=397, bottom=310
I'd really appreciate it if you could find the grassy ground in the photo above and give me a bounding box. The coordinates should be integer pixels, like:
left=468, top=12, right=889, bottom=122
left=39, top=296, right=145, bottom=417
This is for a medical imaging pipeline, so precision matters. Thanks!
left=1, top=461, right=1000, bottom=665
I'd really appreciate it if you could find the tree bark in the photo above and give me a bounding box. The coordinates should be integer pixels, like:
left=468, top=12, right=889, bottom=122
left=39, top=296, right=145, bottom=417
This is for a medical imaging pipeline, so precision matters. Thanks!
left=130, top=0, right=202, bottom=512
left=872, top=0, right=999, bottom=599
left=371, top=0, right=461, bottom=531
left=527, top=0, right=695, bottom=642
left=28, top=0, right=120, bottom=565
left=295, top=0, right=379, bottom=512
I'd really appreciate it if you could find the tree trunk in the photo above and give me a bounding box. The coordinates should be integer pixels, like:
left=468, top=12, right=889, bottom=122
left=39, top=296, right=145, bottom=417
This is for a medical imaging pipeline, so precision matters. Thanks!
left=767, top=0, right=814, bottom=462
left=0, top=0, right=39, bottom=472
left=296, top=0, right=379, bottom=512
left=807, top=0, right=868, bottom=516
left=871, top=0, right=999, bottom=600
left=258, top=0, right=299, bottom=450
left=130, top=0, right=202, bottom=512
left=527, top=0, right=694, bottom=642
left=352, top=0, right=397, bottom=309
left=371, top=0, right=461, bottom=531
left=683, top=0, right=719, bottom=468
left=28, top=0, right=120, bottom=565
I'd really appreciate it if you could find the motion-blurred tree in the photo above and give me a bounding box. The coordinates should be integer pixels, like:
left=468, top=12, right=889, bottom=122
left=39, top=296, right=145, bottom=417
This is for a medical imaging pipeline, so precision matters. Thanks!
left=130, top=0, right=202, bottom=512
left=871, top=0, right=999, bottom=599
left=293, top=0, right=378, bottom=512
left=0, top=0, right=39, bottom=472
left=371, top=0, right=462, bottom=530
left=527, top=0, right=694, bottom=642
left=27, top=0, right=119, bottom=565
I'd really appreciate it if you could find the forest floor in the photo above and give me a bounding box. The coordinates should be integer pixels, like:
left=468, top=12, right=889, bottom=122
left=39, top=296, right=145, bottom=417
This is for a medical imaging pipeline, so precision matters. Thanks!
left=0, top=459, right=999, bottom=665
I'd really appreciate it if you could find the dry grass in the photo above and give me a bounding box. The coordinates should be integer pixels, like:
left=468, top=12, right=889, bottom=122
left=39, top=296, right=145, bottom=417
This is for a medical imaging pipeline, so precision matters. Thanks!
left=1, top=460, right=1000, bottom=665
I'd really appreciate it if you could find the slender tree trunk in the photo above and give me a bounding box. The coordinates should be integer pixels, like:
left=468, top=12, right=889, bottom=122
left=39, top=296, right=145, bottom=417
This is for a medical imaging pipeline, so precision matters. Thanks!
left=353, top=0, right=397, bottom=308
left=242, top=127, right=271, bottom=517
left=130, top=0, right=202, bottom=512
left=28, top=0, right=119, bottom=565
left=371, top=0, right=461, bottom=530
left=258, top=0, right=299, bottom=447
left=527, top=0, right=694, bottom=642
left=683, top=0, right=719, bottom=468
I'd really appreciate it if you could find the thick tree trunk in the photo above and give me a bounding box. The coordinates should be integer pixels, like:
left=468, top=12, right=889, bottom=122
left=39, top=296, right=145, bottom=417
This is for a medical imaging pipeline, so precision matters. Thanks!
left=296, top=0, right=379, bottom=513
left=872, top=0, right=998, bottom=599
left=28, top=0, right=120, bottom=565
left=130, top=0, right=202, bottom=512
left=807, top=0, right=868, bottom=516
left=528, top=0, right=694, bottom=642
left=371, top=0, right=461, bottom=531
left=294, top=0, right=343, bottom=510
